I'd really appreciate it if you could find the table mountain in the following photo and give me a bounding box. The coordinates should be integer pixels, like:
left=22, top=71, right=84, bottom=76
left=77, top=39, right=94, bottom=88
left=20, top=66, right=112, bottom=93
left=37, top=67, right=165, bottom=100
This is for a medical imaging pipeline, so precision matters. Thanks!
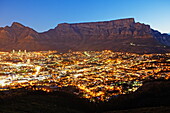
left=0, top=18, right=170, bottom=53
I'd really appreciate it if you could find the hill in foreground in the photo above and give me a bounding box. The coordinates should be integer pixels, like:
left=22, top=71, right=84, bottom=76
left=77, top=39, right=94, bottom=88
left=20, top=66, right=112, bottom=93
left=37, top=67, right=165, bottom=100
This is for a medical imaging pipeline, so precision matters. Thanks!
left=0, top=80, right=170, bottom=113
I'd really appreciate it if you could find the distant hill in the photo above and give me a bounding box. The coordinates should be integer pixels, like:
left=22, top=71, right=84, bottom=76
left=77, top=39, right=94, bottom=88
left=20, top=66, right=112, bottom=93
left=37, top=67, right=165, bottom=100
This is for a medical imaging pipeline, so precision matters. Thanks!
left=0, top=18, right=170, bottom=53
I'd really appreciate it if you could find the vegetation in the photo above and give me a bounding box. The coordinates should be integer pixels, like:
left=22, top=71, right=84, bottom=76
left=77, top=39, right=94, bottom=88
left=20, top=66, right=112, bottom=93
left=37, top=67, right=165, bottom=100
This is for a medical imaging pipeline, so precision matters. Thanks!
left=0, top=80, right=170, bottom=113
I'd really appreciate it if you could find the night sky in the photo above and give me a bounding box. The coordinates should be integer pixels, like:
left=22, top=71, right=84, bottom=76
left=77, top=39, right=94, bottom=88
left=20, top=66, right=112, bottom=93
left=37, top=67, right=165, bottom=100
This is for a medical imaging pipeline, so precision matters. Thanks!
left=0, top=0, right=170, bottom=33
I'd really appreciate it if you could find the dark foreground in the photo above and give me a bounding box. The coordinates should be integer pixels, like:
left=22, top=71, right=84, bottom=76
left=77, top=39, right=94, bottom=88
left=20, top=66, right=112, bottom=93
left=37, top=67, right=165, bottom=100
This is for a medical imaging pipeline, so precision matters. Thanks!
left=0, top=80, right=170, bottom=113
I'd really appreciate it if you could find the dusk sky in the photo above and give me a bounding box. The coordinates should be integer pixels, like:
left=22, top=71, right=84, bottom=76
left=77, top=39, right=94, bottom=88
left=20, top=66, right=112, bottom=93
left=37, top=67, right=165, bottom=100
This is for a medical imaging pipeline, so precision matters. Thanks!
left=0, top=0, right=170, bottom=33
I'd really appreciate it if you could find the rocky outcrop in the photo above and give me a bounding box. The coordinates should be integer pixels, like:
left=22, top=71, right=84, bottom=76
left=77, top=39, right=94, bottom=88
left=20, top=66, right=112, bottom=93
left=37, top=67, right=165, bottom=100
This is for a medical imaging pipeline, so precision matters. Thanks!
left=46, top=18, right=152, bottom=40
left=0, top=18, right=170, bottom=53
left=152, top=29, right=170, bottom=46
left=0, top=22, right=51, bottom=51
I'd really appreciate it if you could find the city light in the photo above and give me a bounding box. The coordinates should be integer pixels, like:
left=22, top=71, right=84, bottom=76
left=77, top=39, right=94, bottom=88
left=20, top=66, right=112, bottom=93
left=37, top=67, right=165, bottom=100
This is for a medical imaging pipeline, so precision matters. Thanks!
left=0, top=50, right=169, bottom=102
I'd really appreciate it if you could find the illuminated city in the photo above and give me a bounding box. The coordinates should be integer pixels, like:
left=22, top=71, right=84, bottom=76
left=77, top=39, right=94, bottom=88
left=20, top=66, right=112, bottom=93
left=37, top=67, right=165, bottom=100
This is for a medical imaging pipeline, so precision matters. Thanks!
left=0, top=50, right=169, bottom=102
left=1, top=0, right=170, bottom=112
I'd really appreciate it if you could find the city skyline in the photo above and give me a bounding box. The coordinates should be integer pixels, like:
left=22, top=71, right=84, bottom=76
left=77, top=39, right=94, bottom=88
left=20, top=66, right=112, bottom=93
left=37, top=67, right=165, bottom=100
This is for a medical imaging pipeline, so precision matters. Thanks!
left=0, top=0, right=170, bottom=33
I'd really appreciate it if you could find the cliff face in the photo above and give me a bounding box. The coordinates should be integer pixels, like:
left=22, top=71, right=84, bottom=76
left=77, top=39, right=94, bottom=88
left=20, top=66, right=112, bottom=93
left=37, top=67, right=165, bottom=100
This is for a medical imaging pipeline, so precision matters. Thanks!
left=0, top=18, right=170, bottom=53
left=46, top=18, right=152, bottom=40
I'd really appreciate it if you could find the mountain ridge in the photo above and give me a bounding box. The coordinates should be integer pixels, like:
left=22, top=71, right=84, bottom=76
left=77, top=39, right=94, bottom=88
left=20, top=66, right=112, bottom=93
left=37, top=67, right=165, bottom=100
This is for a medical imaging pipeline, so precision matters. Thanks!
left=0, top=18, right=170, bottom=53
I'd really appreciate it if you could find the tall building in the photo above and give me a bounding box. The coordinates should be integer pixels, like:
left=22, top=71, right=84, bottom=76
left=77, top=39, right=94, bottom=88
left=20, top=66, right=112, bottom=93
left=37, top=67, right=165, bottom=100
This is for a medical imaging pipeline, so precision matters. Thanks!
left=12, top=50, right=15, bottom=53
left=24, top=50, right=27, bottom=53
left=27, top=59, right=31, bottom=64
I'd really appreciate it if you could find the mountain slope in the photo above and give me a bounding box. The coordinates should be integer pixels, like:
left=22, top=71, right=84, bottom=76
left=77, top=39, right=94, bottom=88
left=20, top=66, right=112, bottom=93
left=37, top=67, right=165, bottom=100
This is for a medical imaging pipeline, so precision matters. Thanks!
left=0, top=18, right=170, bottom=53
